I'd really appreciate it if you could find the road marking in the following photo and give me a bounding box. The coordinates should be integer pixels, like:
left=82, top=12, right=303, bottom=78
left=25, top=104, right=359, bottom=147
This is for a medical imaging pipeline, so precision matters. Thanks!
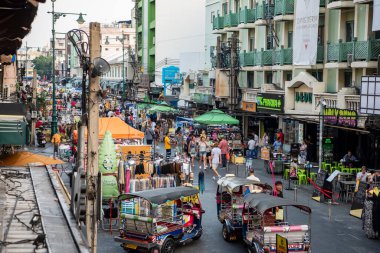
left=348, top=234, right=360, bottom=240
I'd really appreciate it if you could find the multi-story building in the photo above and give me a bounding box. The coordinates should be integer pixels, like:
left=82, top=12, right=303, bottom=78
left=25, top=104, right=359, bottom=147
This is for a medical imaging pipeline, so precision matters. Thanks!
left=211, top=0, right=380, bottom=166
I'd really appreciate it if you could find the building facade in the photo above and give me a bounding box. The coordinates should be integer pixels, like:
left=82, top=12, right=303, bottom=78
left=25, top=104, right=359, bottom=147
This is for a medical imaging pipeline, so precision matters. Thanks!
left=211, top=0, right=380, bottom=166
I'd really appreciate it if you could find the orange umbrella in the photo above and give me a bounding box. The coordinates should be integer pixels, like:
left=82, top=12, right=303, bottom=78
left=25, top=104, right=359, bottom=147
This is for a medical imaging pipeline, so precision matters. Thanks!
left=0, top=151, right=65, bottom=167
left=85, top=117, right=145, bottom=139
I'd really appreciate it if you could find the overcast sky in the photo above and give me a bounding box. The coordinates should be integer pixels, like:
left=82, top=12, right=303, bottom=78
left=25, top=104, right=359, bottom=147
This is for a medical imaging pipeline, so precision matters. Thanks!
left=25, top=0, right=134, bottom=47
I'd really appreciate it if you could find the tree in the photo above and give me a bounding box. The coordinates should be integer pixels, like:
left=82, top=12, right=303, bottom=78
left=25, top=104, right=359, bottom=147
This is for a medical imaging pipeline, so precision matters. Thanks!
left=32, top=55, right=52, bottom=80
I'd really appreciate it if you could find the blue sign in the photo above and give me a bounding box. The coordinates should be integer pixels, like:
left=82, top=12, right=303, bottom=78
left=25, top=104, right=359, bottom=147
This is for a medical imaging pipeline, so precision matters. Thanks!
left=162, top=66, right=180, bottom=84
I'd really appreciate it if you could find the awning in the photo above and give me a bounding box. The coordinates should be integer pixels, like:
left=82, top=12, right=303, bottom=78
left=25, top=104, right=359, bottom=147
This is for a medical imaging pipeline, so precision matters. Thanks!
left=85, top=117, right=144, bottom=139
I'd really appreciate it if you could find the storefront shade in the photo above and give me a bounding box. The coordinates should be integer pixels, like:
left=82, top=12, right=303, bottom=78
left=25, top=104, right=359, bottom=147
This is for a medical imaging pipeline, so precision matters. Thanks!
left=194, top=109, right=239, bottom=125
left=148, top=101, right=178, bottom=114
left=137, top=96, right=153, bottom=109
left=85, top=117, right=144, bottom=139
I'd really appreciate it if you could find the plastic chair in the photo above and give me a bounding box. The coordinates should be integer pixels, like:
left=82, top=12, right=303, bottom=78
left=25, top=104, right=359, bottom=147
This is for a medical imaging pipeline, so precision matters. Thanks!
left=309, top=172, right=317, bottom=182
left=324, top=164, right=332, bottom=173
left=283, top=169, right=290, bottom=180
left=298, top=173, right=307, bottom=185
left=329, top=166, right=336, bottom=174
left=341, top=167, right=350, bottom=173
left=321, top=162, right=326, bottom=170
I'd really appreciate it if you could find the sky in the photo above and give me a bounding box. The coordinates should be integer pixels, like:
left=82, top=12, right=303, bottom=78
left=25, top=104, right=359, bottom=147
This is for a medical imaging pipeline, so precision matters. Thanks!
left=25, top=0, right=134, bottom=47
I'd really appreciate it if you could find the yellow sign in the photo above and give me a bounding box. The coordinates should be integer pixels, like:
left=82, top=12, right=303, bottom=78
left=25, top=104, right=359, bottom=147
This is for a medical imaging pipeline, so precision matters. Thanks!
left=242, top=101, right=257, bottom=112
left=261, top=147, right=270, bottom=161
left=276, top=234, right=288, bottom=253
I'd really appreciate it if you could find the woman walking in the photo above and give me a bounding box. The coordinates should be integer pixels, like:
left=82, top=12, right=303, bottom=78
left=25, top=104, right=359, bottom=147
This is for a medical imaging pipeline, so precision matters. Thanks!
left=188, top=135, right=197, bottom=167
left=198, top=137, right=208, bottom=169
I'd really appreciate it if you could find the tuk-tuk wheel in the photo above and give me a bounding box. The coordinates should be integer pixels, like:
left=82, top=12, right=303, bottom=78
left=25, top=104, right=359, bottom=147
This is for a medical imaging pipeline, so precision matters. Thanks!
left=222, top=224, right=232, bottom=242
left=161, top=238, right=176, bottom=253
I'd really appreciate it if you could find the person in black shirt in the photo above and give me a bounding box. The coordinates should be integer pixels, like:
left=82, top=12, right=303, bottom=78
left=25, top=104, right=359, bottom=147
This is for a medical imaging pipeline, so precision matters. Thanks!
left=273, top=181, right=283, bottom=198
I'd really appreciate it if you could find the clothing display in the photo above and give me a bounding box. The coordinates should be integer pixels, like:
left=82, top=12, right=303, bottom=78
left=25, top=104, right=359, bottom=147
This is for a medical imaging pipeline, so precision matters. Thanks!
left=129, top=176, right=176, bottom=193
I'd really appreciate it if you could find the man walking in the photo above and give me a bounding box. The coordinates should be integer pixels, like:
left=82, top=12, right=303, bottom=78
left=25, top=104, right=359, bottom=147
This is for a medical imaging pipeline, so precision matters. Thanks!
left=145, top=123, right=154, bottom=145
left=211, top=143, right=222, bottom=180
left=247, top=136, right=256, bottom=159
left=51, top=132, right=61, bottom=159
left=164, top=132, right=172, bottom=160
left=218, top=137, right=229, bottom=169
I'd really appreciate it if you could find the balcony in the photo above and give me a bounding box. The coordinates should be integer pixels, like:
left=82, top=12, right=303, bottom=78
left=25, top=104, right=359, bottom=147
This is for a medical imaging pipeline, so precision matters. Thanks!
left=317, top=45, right=324, bottom=63
left=273, top=47, right=293, bottom=65
left=315, top=93, right=338, bottom=108
left=255, top=4, right=274, bottom=25
left=255, top=49, right=273, bottom=66
left=149, top=46, right=155, bottom=56
left=239, top=7, right=256, bottom=25
left=344, top=95, right=360, bottom=111
left=240, top=47, right=293, bottom=67
left=193, top=93, right=213, bottom=105
left=213, top=15, right=224, bottom=30
left=274, top=0, right=294, bottom=16
left=327, top=39, right=380, bottom=63
left=239, top=51, right=255, bottom=67
left=224, top=12, right=239, bottom=30
left=327, top=0, right=354, bottom=9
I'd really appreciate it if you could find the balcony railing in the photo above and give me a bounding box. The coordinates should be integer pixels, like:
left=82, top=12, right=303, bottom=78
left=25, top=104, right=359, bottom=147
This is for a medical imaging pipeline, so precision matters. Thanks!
left=345, top=95, right=360, bottom=111
left=274, top=0, right=294, bottom=16
left=224, top=12, right=239, bottom=27
left=193, top=93, right=213, bottom=105
left=317, top=45, right=324, bottom=63
left=213, top=15, right=224, bottom=30
left=240, top=47, right=293, bottom=67
left=327, top=39, right=380, bottom=62
left=256, top=4, right=275, bottom=20
left=239, top=7, right=256, bottom=24
left=315, top=94, right=338, bottom=108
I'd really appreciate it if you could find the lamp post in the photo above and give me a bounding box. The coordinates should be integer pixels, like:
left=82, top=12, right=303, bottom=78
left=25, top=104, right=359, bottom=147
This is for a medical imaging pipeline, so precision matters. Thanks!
left=105, top=33, right=127, bottom=106
left=48, top=0, right=86, bottom=135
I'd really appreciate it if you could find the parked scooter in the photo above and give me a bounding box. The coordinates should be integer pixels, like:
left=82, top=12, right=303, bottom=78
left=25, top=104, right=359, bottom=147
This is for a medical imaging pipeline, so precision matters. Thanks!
left=37, top=128, right=46, bottom=148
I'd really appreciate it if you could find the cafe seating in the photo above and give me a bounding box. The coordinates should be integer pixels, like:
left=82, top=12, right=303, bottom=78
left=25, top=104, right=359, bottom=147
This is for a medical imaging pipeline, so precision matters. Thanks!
left=309, top=172, right=317, bottom=182
left=283, top=168, right=290, bottom=180
left=324, top=163, right=332, bottom=173
left=297, top=171, right=307, bottom=185
left=341, top=167, right=350, bottom=173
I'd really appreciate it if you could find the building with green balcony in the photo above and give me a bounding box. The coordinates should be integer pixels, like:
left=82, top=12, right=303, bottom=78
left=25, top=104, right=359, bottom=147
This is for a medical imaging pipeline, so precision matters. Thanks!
left=211, top=0, right=379, bottom=165
left=136, top=0, right=156, bottom=82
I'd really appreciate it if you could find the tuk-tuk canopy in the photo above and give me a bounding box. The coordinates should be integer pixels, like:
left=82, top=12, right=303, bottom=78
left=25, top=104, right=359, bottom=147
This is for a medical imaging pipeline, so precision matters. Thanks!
left=217, top=176, right=272, bottom=192
left=118, top=187, right=199, bottom=205
left=244, top=193, right=312, bottom=214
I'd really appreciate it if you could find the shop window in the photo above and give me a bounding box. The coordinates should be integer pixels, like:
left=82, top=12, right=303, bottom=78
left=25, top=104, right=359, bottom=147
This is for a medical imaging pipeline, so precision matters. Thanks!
left=346, top=21, right=354, bottom=42
left=248, top=71, right=254, bottom=88
left=288, top=32, right=293, bottom=48
left=344, top=71, right=352, bottom=87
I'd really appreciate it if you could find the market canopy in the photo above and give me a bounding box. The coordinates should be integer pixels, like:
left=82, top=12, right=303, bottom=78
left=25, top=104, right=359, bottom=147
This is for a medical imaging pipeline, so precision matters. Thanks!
left=86, top=117, right=144, bottom=139
left=0, top=151, right=64, bottom=167
left=148, top=101, right=178, bottom=114
left=137, top=95, right=153, bottom=109
left=194, top=109, right=239, bottom=125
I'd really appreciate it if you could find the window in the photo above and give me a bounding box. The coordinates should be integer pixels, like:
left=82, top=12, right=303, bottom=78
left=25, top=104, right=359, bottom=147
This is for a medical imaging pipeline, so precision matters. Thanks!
left=265, top=72, right=273, bottom=84
left=266, top=35, right=273, bottom=50
left=318, top=26, right=324, bottom=45
left=250, top=0, right=255, bottom=8
left=3, top=87, right=8, bottom=99
left=211, top=11, right=215, bottom=23
left=286, top=72, right=292, bottom=81
left=249, top=36, right=255, bottom=51
left=346, top=21, right=354, bottom=42
left=234, top=0, right=240, bottom=12
left=344, top=70, right=352, bottom=87
left=222, top=3, right=228, bottom=15
left=248, top=72, right=254, bottom=88
left=105, top=48, right=109, bottom=51
left=311, top=70, right=323, bottom=82
left=116, top=48, right=120, bottom=51
left=288, top=32, right=293, bottom=48
left=375, top=31, right=380, bottom=39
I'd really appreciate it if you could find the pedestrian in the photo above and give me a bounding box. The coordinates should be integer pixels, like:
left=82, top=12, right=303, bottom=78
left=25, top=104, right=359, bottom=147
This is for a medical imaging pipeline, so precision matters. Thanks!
left=273, top=137, right=283, bottom=152
left=198, top=137, right=208, bottom=169
left=51, top=132, right=61, bottom=159
left=273, top=181, right=283, bottom=198
left=206, top=136, right=213, bottom=168
left=164, top=132, right=171, bottom=160
left=211, top=142, right=222, bottom=180
left=247, top=136, right=256, bottom=159
left=218, top=137, right=229, bottom=169
left=136, top=114, right=142, bottom=131
left=188, top=135, right=197, bottom=167
left=272, top=181, right=284, bottom=223
left=246, top=168, right=260, bottom=181
left=277, top=129, right=284, bottom=144
left=175, top=130, right=184, bottom=157
left=299, top=140, right=308, bottom=164
left=145, top=123, right=154, bottom=145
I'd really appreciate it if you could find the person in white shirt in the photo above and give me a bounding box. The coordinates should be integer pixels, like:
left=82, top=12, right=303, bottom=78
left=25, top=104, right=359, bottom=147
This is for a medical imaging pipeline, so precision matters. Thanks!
left=356, top=166, right=368, bottom=183
left=246, top=168, right=260, bottom=181
left=248, top=137, right=256, bottom=158
left=246, top=168, right=261, bottom=193
left=211, top=143, right=222, bottom=180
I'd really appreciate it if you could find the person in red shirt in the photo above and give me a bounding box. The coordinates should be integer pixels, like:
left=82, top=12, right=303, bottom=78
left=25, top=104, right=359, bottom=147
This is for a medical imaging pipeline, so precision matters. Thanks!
left=218, top=137, right=229, bottom=169
left=277, top=129, right=284, bottom=144
left=35, top=118, right=43, bottom=129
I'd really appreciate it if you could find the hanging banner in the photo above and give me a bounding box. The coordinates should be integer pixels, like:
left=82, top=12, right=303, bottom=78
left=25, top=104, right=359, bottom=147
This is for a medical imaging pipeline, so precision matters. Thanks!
left=293, top=0, right=320, bottom=65
left=373, top=0, right=380, bottom=31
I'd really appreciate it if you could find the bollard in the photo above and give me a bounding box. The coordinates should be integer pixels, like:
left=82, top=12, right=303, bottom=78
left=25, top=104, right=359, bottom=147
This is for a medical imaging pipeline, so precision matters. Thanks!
left=328, top=199, right=332, bottom=221
left=294, top=184, right=298, bottom=202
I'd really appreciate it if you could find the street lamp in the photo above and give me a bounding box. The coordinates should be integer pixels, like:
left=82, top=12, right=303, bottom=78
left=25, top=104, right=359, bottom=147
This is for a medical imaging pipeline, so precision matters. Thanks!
left=104, top=34, right=127, bottom=106
left=48, top=0, right=86, bottom=135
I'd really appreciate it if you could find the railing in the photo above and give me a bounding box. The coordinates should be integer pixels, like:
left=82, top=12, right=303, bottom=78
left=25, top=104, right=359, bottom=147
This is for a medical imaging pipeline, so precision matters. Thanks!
left=317, top=45, right=324, bottom=63
left=224, top=12, right=239, bottom=27
left=239, top=7, right=256, bottom=24
left=327, top=39, right=380, bottom=62
left=274, top=0, right=294, bottom=16
left=213, top=15, right=224, bottom=30
left=273, top=47, right=293, bottom=65
left=256, top=4, right=264, bottom=19
left=240, top=51, right=255, bottom=66
left=241, top=47, right=293, bottom=66
left=315, top=94, right=338, bottom=108
left=345, top=95, right=360, bottom=111
left=193, top=93, right=213, bottom=105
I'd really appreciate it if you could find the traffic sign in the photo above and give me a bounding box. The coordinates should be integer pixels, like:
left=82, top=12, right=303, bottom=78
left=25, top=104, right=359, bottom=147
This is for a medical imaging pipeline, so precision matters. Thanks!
left=276, top=234, right=288, bottom=253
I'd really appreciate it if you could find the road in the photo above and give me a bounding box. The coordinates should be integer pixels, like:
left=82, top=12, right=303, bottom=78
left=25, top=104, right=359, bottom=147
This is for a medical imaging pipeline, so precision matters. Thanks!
left=97, top=157, right=380, bottom=253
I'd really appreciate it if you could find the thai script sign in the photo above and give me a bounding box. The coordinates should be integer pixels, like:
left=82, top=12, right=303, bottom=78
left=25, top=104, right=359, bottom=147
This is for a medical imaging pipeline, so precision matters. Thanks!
left=323, top=108, right=358, bottom=128
left=256, top=93, right=284, bottom=113
left=295, top=92, right=312, bottom=103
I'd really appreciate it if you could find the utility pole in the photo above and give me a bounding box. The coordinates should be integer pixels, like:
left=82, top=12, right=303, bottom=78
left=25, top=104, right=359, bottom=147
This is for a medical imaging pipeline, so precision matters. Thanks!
left=229, top=33, right=239, bottom=113
left=31, top=69, right=37, bottom=145
left=86, top=22, right=101, bottom=253
left=216, top=36, right=221, bottom=69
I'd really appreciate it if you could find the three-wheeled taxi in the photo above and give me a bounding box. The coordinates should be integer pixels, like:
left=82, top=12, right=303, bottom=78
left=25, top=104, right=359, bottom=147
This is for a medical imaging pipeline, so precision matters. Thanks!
left=242, top=193, right=312, bottom=253
left=115, top=187, right=204, bottom=253
left=216, top=176, right=272, bottom=242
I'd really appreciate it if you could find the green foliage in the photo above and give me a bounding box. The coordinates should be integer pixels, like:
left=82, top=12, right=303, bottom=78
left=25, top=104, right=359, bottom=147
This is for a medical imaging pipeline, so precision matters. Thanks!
left=32, top=55, right=53, bottom=79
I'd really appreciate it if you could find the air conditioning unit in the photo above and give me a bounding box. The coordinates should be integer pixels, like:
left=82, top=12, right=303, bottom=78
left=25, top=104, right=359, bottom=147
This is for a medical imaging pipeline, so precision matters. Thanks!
left=347, top=54, right=353, bottom=67
left=31, top=111, right=37, bottom=119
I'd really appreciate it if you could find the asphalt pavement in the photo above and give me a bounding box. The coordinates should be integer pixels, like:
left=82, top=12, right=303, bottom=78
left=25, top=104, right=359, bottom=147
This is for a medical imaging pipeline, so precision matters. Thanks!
left=28, top=144, right=380, bottom=253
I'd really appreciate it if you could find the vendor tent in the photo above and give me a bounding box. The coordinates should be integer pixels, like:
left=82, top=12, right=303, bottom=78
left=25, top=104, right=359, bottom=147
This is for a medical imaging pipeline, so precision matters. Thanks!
left=148, top=101, right=178, bottom=114
left=87, top=117, right=144, bottom=139
left=0, top=151, right=65, bottom=167
left=194, top=109, right=239, bottom=125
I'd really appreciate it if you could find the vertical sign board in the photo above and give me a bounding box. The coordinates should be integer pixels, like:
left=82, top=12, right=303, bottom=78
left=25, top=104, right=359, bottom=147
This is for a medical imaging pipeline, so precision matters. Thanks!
left=276, top=234, right=288, bottom=253
left=312, top=169, right=328, bottom=202
left=360, top=76, right=380, bottom=115
left=162, top=66, right=180, bottom=96
left=293, top=0, right=320, bottom=65
left=350, top=182, right=368, bottom=219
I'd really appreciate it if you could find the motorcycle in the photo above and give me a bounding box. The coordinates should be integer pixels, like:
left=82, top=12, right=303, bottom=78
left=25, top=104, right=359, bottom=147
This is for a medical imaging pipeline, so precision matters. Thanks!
left=37, top=130, right=46, bottom=148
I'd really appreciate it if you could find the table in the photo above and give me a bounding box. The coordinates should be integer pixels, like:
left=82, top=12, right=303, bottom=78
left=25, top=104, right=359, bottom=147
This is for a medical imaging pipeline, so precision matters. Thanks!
left=339, top=181, right=356, bottom=203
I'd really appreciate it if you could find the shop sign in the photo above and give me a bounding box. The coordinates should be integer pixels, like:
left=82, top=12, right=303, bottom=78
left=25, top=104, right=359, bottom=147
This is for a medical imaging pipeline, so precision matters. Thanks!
left=323, top=108, right=358, bottom=128
left=242, top=101, right=256, bottom=112
left=276, top=234, right=288, bottom=253
left=256, top=93, right=284, bottom=113
left=295, top=92, right=312, bottom=103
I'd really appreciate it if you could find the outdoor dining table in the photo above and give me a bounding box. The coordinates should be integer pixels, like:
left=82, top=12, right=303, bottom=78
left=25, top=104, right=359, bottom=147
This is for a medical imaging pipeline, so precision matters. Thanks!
left=339, top=181, right=356, bottom=203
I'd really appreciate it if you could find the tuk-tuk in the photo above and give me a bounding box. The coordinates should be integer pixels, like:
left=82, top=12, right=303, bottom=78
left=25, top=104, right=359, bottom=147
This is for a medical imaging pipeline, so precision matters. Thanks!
left=216, top=176, right=272, bottom=242
left=115, top=187, right=204, bottom=253
left=242, top=193, right=312, bottom=253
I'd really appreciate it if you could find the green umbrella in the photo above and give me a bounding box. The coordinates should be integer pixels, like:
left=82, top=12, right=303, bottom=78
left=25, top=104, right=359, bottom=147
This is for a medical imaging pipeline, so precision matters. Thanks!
left=137, top=95, right=153, bottom=109
left=194, top=109, right=239, bottom=125
left=148, top=101, right=178, bottom=113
